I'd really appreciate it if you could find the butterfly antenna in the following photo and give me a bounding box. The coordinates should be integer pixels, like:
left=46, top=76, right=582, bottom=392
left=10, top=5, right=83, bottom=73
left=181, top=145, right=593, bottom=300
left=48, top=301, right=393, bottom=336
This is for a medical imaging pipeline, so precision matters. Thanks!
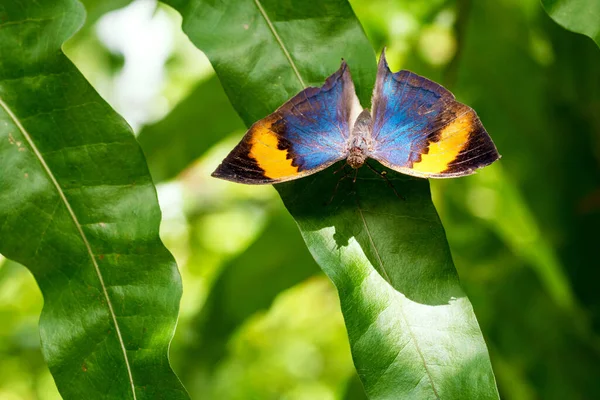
left=365, top=161, right=405, bottom=200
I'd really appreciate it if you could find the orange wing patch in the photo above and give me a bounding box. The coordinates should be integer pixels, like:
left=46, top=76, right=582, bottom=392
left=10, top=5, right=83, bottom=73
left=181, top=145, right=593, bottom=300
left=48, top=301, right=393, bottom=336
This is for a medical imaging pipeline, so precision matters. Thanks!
left=411, top=111, right=473, bottom=174
left=248, top=120, right=299, bottom=179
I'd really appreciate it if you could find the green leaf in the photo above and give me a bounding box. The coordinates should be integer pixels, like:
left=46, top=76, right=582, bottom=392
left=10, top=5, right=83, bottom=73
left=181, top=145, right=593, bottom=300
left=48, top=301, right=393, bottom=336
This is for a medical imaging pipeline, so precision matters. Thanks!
left=541, top=0, right=600, bottom=47
left=0, top=1, right=187, bottom=399
left=163, top=0, right=498, bottom=397
left=138, top=75, right=244, bottom=183
left=277, top=170, right=499, bottom=399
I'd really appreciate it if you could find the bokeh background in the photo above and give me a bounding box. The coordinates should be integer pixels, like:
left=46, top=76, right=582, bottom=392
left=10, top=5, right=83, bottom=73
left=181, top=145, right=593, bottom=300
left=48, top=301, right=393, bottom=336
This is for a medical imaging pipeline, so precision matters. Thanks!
left=1, top=0, right=600, bottom=398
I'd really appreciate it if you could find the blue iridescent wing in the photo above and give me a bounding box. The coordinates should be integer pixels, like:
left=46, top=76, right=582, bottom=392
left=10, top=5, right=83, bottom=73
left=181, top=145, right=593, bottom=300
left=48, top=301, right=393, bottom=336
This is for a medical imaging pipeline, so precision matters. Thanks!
left=212, top=62, right=361, bottom=184
left=369, top=50, right=500, bottom=178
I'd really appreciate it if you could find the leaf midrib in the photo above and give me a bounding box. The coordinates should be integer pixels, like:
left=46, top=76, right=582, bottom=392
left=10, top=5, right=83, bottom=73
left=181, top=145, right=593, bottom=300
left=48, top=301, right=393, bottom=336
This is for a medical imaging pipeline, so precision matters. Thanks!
left=252, top=0, right=307, bottom=89
left=0, top=95, right=137, bottom=400
left=356, top=204, right=440, bottom=399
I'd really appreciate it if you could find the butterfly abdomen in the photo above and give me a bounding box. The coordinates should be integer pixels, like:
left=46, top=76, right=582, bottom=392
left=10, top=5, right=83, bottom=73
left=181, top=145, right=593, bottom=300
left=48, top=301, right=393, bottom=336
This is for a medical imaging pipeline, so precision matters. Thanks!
left=347, top=147, right=366, bottom=169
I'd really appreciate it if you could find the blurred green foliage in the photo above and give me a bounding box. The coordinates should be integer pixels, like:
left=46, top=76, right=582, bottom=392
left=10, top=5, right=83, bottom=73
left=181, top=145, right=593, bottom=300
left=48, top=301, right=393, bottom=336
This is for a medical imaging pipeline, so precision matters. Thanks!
left=0, top=0, right=599, bottom=398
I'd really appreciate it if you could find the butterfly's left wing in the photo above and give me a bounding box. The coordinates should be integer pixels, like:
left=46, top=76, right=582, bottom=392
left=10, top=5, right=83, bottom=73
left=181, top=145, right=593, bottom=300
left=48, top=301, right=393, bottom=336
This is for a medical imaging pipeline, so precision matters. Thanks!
left=369, top=50, right=500, bottom=178
left=212, top=62, right=361, bottom=184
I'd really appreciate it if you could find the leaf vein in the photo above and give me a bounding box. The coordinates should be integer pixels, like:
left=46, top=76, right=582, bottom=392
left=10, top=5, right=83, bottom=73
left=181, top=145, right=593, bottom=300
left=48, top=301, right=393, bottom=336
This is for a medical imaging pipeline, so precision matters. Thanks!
left=369, top=333, right=412, bottom=389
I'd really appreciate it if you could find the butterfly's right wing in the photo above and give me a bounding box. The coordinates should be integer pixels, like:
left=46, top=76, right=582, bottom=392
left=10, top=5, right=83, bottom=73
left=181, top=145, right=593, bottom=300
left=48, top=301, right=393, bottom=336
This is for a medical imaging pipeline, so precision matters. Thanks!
left=369, top=50, right=499, bottom=178
left=212, top=62, right=361, bottom=184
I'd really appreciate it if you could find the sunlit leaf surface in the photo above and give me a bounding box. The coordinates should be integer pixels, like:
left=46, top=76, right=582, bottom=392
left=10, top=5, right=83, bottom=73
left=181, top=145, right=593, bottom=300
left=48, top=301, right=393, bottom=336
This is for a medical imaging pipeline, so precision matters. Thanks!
left=0, top=1, right=187, bottom=398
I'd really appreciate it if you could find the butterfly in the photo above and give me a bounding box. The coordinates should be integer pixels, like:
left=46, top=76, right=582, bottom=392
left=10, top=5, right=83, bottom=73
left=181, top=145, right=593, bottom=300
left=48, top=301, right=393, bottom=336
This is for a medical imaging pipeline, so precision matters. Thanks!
left=212, top=50, right=500, bottom=185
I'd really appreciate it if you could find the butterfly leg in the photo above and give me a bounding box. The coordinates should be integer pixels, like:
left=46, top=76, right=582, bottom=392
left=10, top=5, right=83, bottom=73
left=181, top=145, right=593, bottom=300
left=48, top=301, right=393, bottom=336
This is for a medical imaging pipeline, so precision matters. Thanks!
left=365, top=161, right=405, bottom=200
left=326, top=164, right=352, bottom=205
left=333, top=162, right=348, bottom=175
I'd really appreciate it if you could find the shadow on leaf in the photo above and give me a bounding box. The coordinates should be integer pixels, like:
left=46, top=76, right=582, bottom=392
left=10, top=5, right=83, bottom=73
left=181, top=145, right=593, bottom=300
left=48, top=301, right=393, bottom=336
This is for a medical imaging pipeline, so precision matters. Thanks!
left=276, top=160, right=464, bottom=306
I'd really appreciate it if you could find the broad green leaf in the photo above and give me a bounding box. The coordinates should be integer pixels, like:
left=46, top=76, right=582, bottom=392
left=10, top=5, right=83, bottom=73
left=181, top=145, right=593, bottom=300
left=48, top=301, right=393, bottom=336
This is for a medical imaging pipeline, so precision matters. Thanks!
left=277, top=169, right=499, bottom=399
left=542, top=0, right=600, bottom=48
left=164, top=0, right=499, bottom=397
left=0, top=1, right=187, bottom=399
left=138, top=75, right=244, bottom=183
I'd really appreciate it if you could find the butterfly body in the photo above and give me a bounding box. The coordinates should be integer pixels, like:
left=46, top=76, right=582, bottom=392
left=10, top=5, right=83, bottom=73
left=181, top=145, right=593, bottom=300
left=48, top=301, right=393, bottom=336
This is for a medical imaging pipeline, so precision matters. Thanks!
left=346, top=109, right=372, bottom=169
left=212, top=50, right=499, bottom=184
